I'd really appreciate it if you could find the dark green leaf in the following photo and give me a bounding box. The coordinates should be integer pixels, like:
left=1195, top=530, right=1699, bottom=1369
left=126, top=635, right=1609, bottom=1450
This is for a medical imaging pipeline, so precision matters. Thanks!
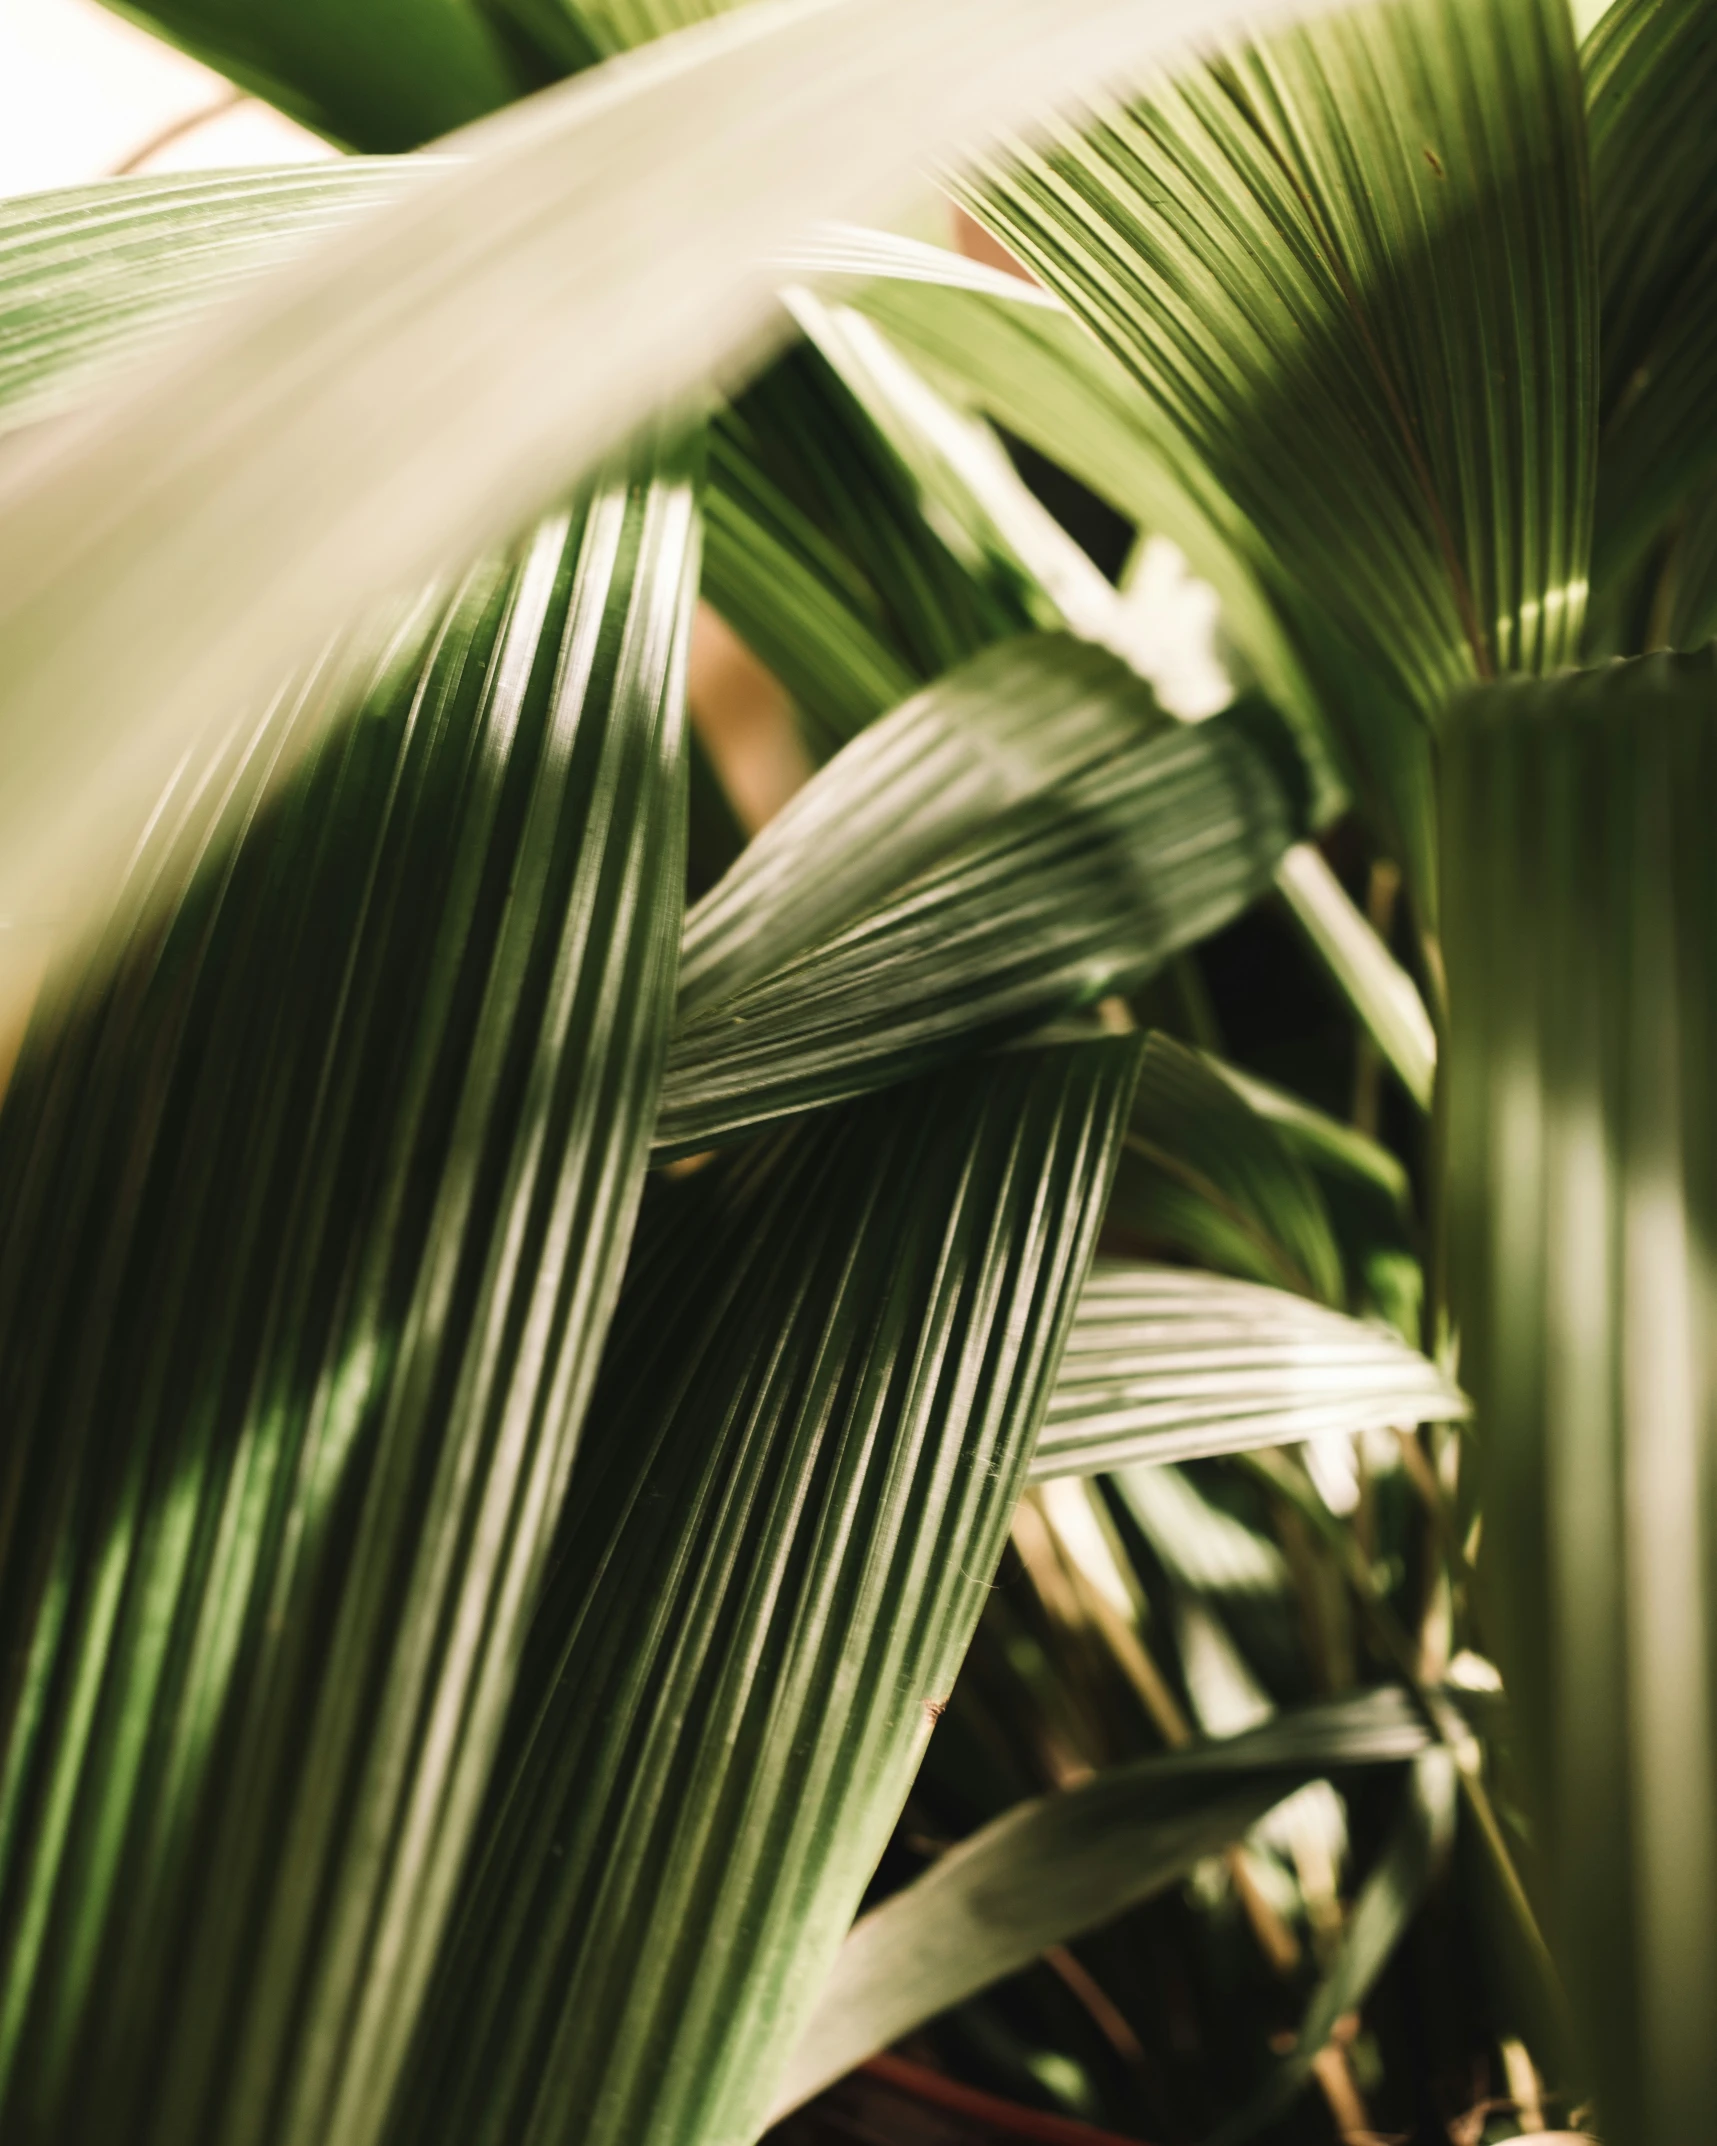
left=661, top=665, right=1306, bottom=1152
left=772, top=1686, right=1441, bottom=2118
left=1210, top=1749, right=1458, bottom=2145
left=1585, top=0, right=1717, bottom=630
left=966, top=0, right=1596, bottom=916
left=0, top=457, right=698, bottom=2146
left=1036, top=1265, right=1466, bottom=1481
left=388, top=1038, right=1140, bottom=2146
left=1109, top=1034, right=1347, bottom=1303
left=705, top=338, right=1038, bottom=757
left=1444, top=645, right=1717, bottom=2145
left=99, top=0, right=538, bottom=149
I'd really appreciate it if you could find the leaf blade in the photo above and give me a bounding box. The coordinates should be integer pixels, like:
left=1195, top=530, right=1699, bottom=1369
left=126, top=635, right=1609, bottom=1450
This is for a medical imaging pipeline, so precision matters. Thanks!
left=389, top=1038, right=1140, bottom=2146
left=0, top=454, right=698, bottom=2146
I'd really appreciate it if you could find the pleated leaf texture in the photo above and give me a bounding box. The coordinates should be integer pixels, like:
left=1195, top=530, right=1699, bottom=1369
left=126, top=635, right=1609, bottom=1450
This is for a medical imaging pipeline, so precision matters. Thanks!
left=662, top=647, right=1306, bottom=1151
left=0, top=465, right=697, bottom=2146
left=0, top=168, right=1028, bottom=781
left=0, top=166, right=411, bottom=439
left=703, top=338, right=1039, bottom=757
left=387, top=1038, right=1139, bottom=2146
left=1585, top=0, right=1717, bottom=621
left=1443, top=647, right=1717, bottom=2146
left=1035, top=1265, right=1466, bottom=1479
left=968, top=0, right=1596, bottom=916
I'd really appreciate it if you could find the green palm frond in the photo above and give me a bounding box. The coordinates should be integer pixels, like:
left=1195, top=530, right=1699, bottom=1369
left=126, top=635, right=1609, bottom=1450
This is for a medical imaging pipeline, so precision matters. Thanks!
left=1038, top=1267, right=1464, bottom=1480
left=660, top=687, right=1307, bottom=1151
left=1585, top=0, right=1717, bottom=637
left=774, top=1686, right=1444, bottom=2118
left=967, top=0, right=1596, bottom=918
left=387, top=1040, right=1137, bottom=2146
left=0, top=461, right=697, bottom=2146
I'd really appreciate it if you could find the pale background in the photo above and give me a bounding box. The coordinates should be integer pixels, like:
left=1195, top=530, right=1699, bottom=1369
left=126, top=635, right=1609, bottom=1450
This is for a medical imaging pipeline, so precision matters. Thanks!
left=0, top=0, right=327, bottom=194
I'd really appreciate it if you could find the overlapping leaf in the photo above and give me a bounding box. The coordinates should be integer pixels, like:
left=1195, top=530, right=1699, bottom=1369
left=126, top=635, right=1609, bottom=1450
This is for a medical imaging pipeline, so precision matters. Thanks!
left=0, top=459, right=698, bottom=2146
left=804, top=236, right=1440, bottom=1103
left=771, top=1686, right=1441, bottom=2117
left=1444, top=647, right=1717, bottom=2145
left=0, top=164, right=1021, bottom=780
left=0, top=0, right=1300, bottom=1002
left=964, top=0, right=1596, bottom=917
left=704, top=338, right=1038, bottom=756
left=386, top=1040, right=1139, bottom=2146
left=1109, top=1034, right=1347, bottom=1302
left=0, top=166, right=406, bottom=438
left=1584, top=0, right=1717, bottom=634
left=661, top=648, right=1307, bottom=1151
left=1035, top=1266, right=1465, bottom=1481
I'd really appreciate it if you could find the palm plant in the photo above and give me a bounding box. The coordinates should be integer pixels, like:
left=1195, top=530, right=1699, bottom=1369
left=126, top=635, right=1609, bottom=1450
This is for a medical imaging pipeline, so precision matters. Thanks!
left=0, top=0, right=1711, bottom=2139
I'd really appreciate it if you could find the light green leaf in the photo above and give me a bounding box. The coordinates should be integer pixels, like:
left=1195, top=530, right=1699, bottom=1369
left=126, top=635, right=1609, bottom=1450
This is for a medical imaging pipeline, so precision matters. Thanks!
left=660, top=662, right=1307, bottom=1151
left=1273, top=844, right=1438, bottom=1106
left=1585, top=0, right=1717, bottom=626
left=0, top=166, right=408, bottom=440
left=387, top=1038, right=1140, bottom=2146
left=1035, top=1265, right=1466, bottom=1481
left=772, top=1686, right=1441, bottom=2119
left=0, top=456, right=698, bottom=2146
left=0, top=165, right=1025, bottom=779
left=965, top=0, right=1597, bottom=916
left=1444, top=646, right=1717, bottom=2146
left=0, top=0, right=1306, bottom=1017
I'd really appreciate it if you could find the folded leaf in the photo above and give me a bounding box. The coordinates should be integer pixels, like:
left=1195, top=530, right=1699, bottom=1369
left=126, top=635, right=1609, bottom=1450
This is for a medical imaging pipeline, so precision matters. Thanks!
left=389, top=1038, right=1139, bottom=2146
left=0, top=460, right=698, bottom=2146
left=1585, top=0, right=1717, bottom=623
left=678, top=631, right=1162, bottom=1019
left=1035, top=1266, right=1466, bottom=1481
left=966, top=0, right=1596, bottom=916
left=661, top=678, right=1306, bottom=1150
left=1444, top=646, right=1717, bottom=2145
left=772, top=1686, right=1441, bottom=2117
